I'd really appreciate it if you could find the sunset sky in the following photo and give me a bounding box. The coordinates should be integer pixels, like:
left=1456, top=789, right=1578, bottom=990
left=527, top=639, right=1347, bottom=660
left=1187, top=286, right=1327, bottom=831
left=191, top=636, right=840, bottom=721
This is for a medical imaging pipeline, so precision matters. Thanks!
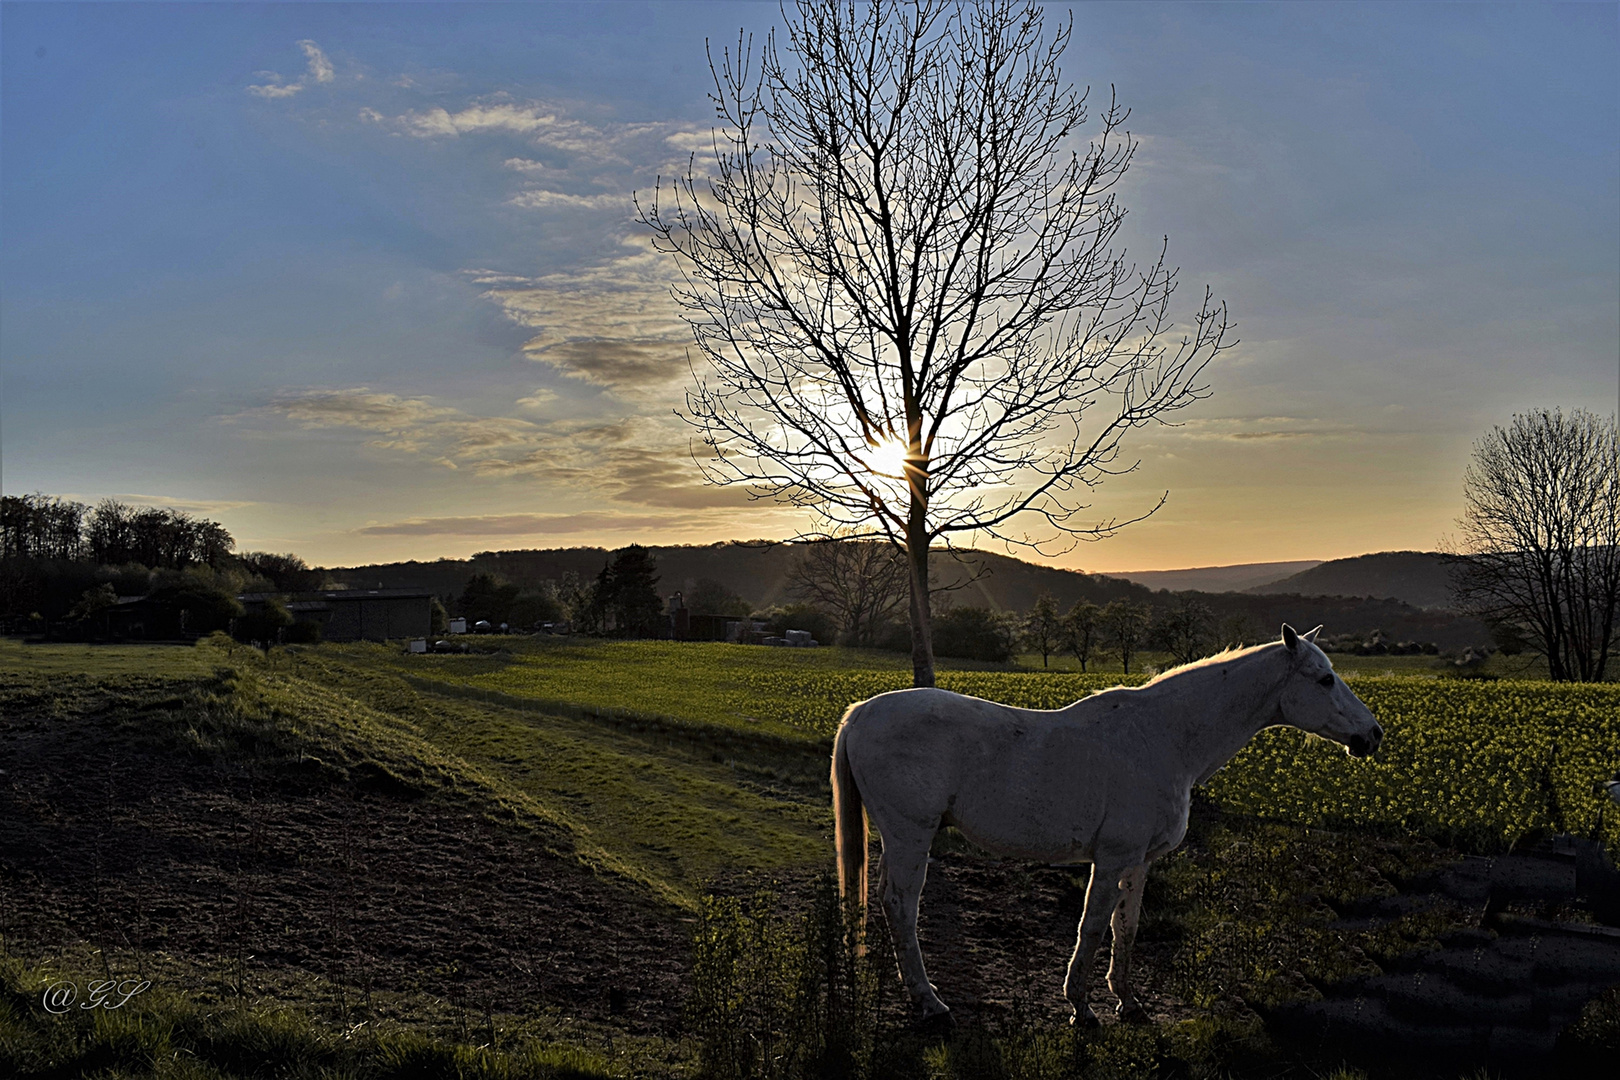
left=2, top=1, right=1615, bottom=574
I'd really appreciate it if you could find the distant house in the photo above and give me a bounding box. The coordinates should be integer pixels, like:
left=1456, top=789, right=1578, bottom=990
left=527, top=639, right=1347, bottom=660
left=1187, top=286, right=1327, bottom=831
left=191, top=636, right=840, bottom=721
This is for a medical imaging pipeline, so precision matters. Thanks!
left=238, top=589, right=434, bottom=643
left=99, top=595, right=186, bottom=640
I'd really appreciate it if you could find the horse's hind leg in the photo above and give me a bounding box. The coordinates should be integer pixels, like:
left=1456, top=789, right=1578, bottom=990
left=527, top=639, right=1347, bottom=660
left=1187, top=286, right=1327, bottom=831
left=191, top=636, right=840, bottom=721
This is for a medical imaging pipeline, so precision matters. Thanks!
left=877, top=832, right=950, bottom=1022
left=1106, top=864, right=1149, bottom=1023
left=1062, top=862, right=1127, bottom=1027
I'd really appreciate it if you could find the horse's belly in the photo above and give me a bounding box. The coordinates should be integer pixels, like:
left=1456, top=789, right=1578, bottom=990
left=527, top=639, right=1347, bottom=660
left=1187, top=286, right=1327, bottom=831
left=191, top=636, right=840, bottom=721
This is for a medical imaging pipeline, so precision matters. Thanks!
left=947, top=782, right=1110, bottom=863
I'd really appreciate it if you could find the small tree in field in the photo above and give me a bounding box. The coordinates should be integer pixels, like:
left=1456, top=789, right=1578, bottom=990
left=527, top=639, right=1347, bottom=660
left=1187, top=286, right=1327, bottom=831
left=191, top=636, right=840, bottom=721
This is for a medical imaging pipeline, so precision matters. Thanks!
left=1103, top=598, right=1150, bottom=675
left=789, top=539, right=909, bottom=646
left=1063, top=599, right=1102, bottom=671
left=1022, top=592, right=1062, bottom=668
left=640, top=0, right=1231, bottom=687
left=1449, top=408, right=1619, bottom=682
left=1155, top=596, right=1213, bottom=666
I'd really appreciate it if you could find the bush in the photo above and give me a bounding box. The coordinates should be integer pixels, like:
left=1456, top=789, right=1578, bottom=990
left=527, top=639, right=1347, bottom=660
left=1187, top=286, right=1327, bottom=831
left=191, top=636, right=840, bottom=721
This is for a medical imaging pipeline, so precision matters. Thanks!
left=234, top=596, right=293, bottom=644
left=147, top=575, right=244, bottom=635
left=687, top=578, right=753, bottom=617
left=284, top=619, right=322, bottom=644
left=509, top=589, right=567, bottom=630
left=933, top=606, right=1017, bottom=662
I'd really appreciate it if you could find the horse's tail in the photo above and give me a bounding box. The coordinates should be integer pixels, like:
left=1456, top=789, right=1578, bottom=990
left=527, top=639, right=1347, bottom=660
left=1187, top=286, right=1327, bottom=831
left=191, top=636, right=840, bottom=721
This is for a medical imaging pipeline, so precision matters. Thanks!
left=831, top=703, right=869, bottom=929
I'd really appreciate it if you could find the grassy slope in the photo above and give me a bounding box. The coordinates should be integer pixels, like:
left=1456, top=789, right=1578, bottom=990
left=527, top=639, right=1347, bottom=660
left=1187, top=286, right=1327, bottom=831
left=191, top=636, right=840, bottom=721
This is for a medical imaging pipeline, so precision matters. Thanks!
left=0, top=639, right=654, bottom=1078
left=290, top=645, right=831, bottom=905
left=2, top=635, right=836, bottom=907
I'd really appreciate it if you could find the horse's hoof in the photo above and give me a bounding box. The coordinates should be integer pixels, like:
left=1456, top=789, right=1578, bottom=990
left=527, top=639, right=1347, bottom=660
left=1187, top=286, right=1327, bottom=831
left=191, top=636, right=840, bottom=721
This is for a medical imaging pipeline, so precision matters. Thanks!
left=1070, top=1006, right=1100, bottom=1029
left=917, top=1008, right=956, bottom=1035
left=1116, top=1002, right=1150, bottom=1025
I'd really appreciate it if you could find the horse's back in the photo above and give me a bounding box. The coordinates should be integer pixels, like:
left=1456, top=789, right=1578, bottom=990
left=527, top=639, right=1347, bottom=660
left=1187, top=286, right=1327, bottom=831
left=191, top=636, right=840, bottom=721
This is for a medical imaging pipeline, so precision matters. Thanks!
left=839, top=685, right=1175, bottom=863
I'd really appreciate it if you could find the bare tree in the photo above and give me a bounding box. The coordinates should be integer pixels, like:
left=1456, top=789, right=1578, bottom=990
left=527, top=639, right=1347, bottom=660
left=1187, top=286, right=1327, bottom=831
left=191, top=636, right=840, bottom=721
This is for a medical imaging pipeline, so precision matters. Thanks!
left=639, top=0, right=1232, bottom=686
left=1102, top=598, right=1151, bottom=675
left=1154, top=596, right=1213, bottom=666
left=1215, top=611, right=1261, bottom=651
left=789, top=538, right=909, bottom=646
left=1022, top=592, right=1062, bottom=668
left=1063, top=598, right=1102, bottom=671
left=1449, top=408, right=1619, bottom=682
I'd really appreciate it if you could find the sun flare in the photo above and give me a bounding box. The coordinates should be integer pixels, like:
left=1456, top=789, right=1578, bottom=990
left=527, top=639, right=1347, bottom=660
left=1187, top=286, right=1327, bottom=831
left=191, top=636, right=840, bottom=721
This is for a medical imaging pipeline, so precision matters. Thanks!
left=864, top=438, right=910, bottom=478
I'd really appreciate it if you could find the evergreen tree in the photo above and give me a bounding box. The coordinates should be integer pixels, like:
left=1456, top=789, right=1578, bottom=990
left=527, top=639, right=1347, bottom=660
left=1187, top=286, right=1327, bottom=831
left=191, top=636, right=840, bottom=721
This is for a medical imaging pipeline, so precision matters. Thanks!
left=597, top=545, right=663, bottom=638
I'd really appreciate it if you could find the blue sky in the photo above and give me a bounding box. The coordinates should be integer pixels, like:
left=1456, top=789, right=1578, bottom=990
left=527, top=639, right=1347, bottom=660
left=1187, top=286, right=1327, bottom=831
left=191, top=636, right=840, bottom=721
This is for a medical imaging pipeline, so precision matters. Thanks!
left=2, top=1, right=1615, bottom=572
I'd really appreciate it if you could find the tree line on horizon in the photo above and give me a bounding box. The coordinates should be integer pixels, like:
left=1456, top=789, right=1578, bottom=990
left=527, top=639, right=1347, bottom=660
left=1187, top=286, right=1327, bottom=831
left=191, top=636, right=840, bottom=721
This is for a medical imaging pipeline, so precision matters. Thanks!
left=447, top=540, right=1301, bottom=670
left=0, top=493, right=326, bottom=636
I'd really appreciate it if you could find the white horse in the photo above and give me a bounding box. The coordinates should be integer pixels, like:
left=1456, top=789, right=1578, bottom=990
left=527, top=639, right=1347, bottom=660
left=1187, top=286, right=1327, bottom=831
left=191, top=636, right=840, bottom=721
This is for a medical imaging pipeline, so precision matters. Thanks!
left=830, top=624, right=1382, bottom=1027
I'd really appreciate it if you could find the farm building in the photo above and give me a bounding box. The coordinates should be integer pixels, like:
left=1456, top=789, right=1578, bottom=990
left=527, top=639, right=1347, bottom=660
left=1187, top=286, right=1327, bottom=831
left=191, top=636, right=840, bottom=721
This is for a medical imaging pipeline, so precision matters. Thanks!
left=238, top=588, right=434, bottom=642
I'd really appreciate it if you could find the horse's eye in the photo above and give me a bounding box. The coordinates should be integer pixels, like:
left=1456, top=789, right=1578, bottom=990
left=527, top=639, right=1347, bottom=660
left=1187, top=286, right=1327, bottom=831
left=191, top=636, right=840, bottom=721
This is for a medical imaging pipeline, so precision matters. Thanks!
left=1317, top=674, right=1335, bottom=688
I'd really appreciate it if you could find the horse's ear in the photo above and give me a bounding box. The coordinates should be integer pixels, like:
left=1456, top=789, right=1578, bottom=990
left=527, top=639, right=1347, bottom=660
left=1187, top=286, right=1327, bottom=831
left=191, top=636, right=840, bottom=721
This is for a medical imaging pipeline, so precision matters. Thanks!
left=1303, top=625, right=1323, bottom=642
left=1282, top=623, right=1299, bottom=651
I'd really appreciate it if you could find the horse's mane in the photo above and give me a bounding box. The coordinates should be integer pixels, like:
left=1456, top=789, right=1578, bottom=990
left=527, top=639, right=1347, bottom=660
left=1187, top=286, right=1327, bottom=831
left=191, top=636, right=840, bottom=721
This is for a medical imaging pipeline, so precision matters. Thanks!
left=1142, top=639, right=1277, bottom=687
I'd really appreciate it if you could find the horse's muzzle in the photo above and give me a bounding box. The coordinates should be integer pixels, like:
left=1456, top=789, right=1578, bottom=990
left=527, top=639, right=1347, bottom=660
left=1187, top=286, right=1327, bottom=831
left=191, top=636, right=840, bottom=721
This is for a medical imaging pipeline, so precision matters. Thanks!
left=1346, top=724, right=1383, bottom=759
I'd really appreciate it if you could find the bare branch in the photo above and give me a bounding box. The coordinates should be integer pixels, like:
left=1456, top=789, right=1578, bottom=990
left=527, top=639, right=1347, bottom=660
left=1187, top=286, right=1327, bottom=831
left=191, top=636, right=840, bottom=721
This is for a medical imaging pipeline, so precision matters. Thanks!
left=637, top=0, right=1232, bottom=684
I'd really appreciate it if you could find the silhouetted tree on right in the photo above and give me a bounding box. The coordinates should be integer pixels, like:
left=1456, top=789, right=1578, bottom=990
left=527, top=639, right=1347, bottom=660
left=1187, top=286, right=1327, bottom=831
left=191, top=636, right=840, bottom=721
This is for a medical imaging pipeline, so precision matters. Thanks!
left=1448, top=408, right=1618, bottom=682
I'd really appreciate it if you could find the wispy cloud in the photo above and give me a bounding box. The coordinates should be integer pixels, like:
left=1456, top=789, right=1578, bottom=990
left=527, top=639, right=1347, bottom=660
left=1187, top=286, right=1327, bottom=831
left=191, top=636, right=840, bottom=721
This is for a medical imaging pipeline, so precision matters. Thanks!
left=244, top=388, right=758, bottom=513
left=272, top=388, right=454, bottom=432
left=376, top=97, right=670, bottom=162
left=247, top=39, right=335, bottom=99
left=1226, top=430, right=1315, bottom=441
left=300, top=40, right=335, bottom=84
left=663, top=131, right=713, bottom=153
left=1172, top=417, right=1348, bottom=442
left=507, top=189, right=627, bottom=211
left=356, top=510, right=719, bottom=536
left=467, top=251, right=690, bottom=394
left=343, top=86, right=699, bottom=397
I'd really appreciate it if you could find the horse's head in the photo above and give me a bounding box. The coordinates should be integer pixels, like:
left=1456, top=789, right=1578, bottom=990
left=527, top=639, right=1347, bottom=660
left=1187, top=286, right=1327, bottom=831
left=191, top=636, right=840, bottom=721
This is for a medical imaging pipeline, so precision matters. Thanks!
left=1276, top=624, right=1383, bottom=758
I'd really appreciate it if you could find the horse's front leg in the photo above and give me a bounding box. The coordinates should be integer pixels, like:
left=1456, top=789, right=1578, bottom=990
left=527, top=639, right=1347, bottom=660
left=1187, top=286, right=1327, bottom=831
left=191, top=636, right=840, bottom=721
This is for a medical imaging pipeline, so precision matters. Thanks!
left=1106, top=864, right=1149, bottom=1023
left=1062, top=862, right=1127, bottom=1027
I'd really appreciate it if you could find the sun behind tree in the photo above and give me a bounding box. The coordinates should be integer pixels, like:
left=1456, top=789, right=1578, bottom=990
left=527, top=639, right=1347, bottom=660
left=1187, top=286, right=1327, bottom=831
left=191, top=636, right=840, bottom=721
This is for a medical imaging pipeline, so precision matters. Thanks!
left=640, top=0, right=1232, bottom=687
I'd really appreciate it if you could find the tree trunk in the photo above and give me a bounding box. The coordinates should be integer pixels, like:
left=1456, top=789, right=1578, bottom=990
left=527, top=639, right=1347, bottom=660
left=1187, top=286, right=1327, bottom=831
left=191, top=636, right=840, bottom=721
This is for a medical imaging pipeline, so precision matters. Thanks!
left=906, top=501, right=935, bottom=689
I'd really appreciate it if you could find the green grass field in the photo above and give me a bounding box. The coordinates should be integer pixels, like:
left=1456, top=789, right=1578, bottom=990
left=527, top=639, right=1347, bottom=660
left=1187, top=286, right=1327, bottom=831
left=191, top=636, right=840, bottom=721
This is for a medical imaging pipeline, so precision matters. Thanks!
left=345, top=634, right=1620, bottom=853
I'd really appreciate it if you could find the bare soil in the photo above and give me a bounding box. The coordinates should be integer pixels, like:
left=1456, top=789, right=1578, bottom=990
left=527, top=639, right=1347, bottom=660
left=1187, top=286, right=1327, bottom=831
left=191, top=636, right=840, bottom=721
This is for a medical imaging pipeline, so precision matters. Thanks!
left=0, top=706, right=691, bottom=1033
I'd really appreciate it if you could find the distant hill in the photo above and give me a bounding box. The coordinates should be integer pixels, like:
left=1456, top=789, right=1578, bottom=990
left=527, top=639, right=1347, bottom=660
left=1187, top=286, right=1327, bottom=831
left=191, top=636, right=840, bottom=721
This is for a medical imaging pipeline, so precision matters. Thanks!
left=327, top=541, right=1492, bottom=649
left=324, top=542, right=1156, bottom=613
left=1107, top=560, right=1322, bottom=594
left=1247, top=551, right=1458, bottom=610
